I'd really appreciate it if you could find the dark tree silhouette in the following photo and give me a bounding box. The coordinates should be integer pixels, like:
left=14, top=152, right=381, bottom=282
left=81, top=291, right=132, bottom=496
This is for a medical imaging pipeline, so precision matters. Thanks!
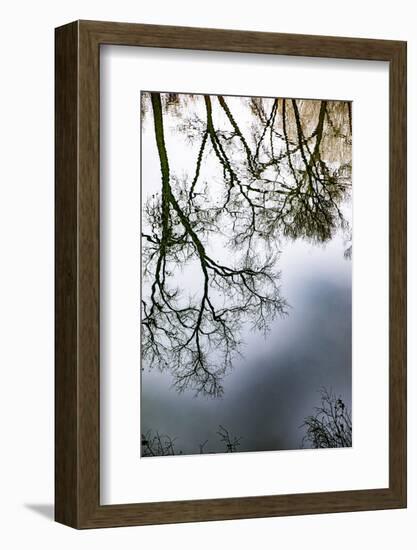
left=205, top=95, right=351, bottom=246
left=141, top=425, right=242, bottom=456
left=141, top=91, right=352, bottom=397
left=301, top=388, right=352, bottom=448
left=216, top=424, right=242, bottom=452
left=141, top=430, right=179, bottom=457
left=142, top=92, right=287, bottom=397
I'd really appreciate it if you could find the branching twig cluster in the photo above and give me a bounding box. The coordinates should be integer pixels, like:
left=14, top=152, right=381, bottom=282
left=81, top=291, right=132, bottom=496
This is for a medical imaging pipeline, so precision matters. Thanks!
left=301, top=387, right=352, bottom=448
left=141, top=425, right=242, bottom=456
left=141, top=92, right=352, bottom=397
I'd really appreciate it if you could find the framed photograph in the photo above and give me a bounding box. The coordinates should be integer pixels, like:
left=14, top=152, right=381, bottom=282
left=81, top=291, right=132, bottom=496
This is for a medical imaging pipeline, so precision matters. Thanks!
left=55, top=20, right=407, bottom=528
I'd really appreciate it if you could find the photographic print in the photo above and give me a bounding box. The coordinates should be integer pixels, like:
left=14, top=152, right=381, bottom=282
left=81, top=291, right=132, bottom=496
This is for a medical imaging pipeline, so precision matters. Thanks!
left=140, top=91, right=352, bottom=457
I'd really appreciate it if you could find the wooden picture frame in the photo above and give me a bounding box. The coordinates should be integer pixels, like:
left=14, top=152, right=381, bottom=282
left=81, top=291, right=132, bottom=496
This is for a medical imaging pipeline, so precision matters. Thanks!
left=55, top=20, right=407, bottom=529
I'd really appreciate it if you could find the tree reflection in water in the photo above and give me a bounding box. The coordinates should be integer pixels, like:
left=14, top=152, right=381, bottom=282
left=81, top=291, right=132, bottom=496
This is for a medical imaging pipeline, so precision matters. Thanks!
left=141, top=92, right=352, bottom=398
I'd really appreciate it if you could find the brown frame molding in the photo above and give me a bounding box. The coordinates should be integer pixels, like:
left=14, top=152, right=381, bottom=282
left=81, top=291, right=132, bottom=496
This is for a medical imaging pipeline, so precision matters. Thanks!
left=55, top=20, right=407, bottom=529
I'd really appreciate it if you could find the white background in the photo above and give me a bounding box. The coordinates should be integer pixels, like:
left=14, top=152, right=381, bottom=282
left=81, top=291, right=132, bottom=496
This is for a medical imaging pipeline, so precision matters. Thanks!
left=0, top=0, right=415, bottom=548
left=101, top=47, right=389, bottom=504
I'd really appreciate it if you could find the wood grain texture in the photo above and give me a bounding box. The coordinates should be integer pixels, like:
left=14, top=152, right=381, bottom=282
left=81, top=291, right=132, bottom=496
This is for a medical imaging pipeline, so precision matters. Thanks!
left=55, top=21, right=79, bottom=527
left=388, top=41, right=407, bottom=504
left=55, top=20, right=407, bottom=529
